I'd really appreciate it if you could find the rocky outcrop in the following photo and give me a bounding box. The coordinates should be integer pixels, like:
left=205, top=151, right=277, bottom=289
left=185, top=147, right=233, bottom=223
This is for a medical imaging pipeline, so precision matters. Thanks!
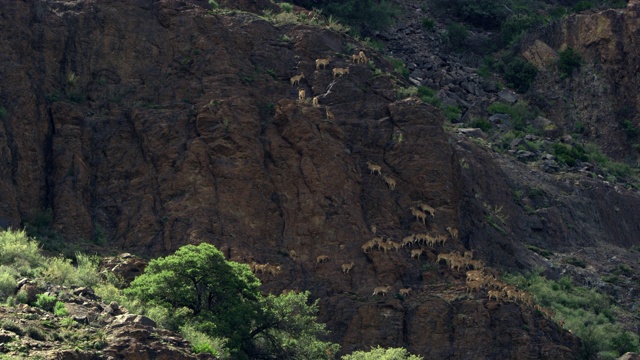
left=0, top=284, right=207, bottom=359
left=522, top=5, right=640, bottom=161
left=9, top=0, right=640, bottom=357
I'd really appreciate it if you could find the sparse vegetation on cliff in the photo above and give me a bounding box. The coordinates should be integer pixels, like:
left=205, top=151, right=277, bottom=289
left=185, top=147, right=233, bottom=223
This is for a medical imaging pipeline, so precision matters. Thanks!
left=504, top=273, right=639, bottom=359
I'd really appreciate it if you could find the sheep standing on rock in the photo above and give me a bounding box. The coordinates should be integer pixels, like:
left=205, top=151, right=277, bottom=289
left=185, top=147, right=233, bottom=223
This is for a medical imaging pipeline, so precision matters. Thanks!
left=358, top=51, right=368, bottom=64
left=402, top=235, right=415, bottom=248
left=447, top=226, right=459, bottom=240
left=411, top=248, right=425, bottom=259
left=418, top=203, right=436, bottom=217
left=410, top=207, right=427, bottom=224
left=373, top=285, right=392, bottom=296
left=399, top=287, right=412, bottom=297
left=298, top=88, right=306, bottom=102
left=341, top=261, right=355, bottom=274
left=383, top=175, right=396, bottom=190
left=326, top=107, right=335, bottom=122
left=312, top=96, right=319, bottom=107
left=488, top=290, right=502, bottom=301
left=290, top=73, right=305, bottom=87
left=332, top=67, right=349, bottom=79
left=366, top=161, right=382, bottom=176
left=315, top=58, right=330, bottom=70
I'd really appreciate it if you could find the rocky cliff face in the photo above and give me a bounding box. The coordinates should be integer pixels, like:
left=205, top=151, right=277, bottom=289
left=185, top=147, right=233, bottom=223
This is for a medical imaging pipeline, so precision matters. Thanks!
left=3, top=0, right=640, bottom=358
left=523, top=3, right=640, bottom=161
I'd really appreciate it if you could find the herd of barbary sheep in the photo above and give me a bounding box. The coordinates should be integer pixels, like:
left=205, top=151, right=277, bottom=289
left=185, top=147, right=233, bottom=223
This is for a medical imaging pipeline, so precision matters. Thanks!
left=249, top=50, right=543, bottom=312
left=289, top=50, right=368, bottom=122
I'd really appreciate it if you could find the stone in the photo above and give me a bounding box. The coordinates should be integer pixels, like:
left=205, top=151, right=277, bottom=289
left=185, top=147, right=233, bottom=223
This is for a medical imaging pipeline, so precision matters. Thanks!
left=489, top=113, right=510, bottom=125
left=458, top=128, right=488, bottom=139
left=498, top=90, right=518, bottom=104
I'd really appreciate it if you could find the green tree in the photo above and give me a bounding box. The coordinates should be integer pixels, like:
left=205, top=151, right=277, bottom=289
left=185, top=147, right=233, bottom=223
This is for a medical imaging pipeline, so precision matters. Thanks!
left=125, top=243, right=261, bottom=357
left=504, top=58, right=538, bottom=93
left=125, top=243, right=338, bottom=359
left=342, top=346, right=423, bottom=360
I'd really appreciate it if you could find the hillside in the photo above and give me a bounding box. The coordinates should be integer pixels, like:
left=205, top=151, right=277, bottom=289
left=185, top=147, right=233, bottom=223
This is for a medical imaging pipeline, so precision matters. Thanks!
left=0, top=0, right=639, bottom=358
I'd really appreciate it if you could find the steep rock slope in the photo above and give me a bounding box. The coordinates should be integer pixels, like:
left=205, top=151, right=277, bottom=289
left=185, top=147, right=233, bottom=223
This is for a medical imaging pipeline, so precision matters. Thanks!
left=6, top=0, right=639, bottom=357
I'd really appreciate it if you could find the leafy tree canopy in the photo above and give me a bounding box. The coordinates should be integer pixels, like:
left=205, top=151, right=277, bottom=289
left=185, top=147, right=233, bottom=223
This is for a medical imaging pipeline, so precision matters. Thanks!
left=125, top=242, right=338, bottom=359
left=342, top=346, right=424, bottom=360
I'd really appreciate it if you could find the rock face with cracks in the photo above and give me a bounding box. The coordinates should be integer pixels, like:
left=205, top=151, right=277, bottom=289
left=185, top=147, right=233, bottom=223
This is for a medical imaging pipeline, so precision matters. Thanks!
left=7, top=0, right=640, bottom=358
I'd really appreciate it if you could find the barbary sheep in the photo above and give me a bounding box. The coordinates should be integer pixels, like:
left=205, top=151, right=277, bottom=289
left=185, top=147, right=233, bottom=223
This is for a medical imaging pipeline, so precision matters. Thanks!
left=316, top=255, right=330, bottom=264
left=326, top=107, right=335, bottom=122
left=383, top=175, right=396, bottom=190
left=372, top=285, right=391, bottom=296
left=298, top=88, right=306, bottom=102
left=361, top=239, right=376, bottom=253
left=366, top=161, right=382, bottom=176
left=315, top=58, right=330, bottom=70
left=466, top=279, right=483, bottom=293
left=418, top=203, right=436, bottom=217
left=358, top=51, right=368, bottom=64
left=341, top=261, right=355, bottom=274
left=411, top=248, right=425, bottom=259
left=351, top=54, right=360, bottom=63
left=399, top=287, right=412, bottom=297
left=488, top=290, right=502, bottom=301
left=266, top=264, right=281, bottom=276
left=386, top=240, right=401, bottom=252
left=290, top=73, right=305, bottom=87
left=332, top=67, right=349, bottom=79
left=401, top=235, right=415, bottom=248
left=410, top=207, right=427, bottom=224
left=312, top=96, right=319, bottom=107
left=447, top=226, right=459, bottom=240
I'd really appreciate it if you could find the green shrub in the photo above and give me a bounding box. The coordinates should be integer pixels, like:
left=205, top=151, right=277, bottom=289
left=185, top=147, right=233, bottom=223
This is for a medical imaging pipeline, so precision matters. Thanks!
left=564, top=256, right=586, bottom=268
left=125, top=243, right=339, bottom=360
left=43, top=256, right=76, bottom=286
left=558, top=48, right=582, bottom=78
left=26, top=325, right=47, bottom=341
left=60, top=317, right=76, bottom=328
left=0, top=266, right=19, bottom=301
left=432, top=0, right=510, bottom=29
left=446, top=23, right=468, bottom=50
left=54, top=301, right=68, bottom=316
left=573, top=1, right=594, bottom=12
left=504, top=58, right=537, bottom=93
left=2, top=320, right=25, bottom=336
left=552, top=143, right=587, bottom=167
left=387, top=56, right=408, bottom=78
left=500, top=14, right=544, bottom=46
left=208, top=0, right=219, bottom=9
left=321, top=0, right=397, bottom=33
left=504, top=273, right=639, bottom=358
left=444, top=105, right=462, bottom=122
left=469, top=119, right=492, bottom=132
left=396, top=86, right=418, bottom=99
left=0, top=229, right=44, bottom=276
left=417, top=86, right=436, bottom=98
left=342, top=346, right=423, bottom=359
left=621, top=120, right=638, bottom=139
left=487, top=101, right=533, bottom=131
left=0, top=107, right=7, bottom=119
left=35, top=293, right=57, bottom=312
left=74, top=252, right=100, bottom=288
left=421, top=18, right=435, bottom=30
left=181, top=324, right=230, bottom=358
left=279, top=2, right=294, bottom=13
